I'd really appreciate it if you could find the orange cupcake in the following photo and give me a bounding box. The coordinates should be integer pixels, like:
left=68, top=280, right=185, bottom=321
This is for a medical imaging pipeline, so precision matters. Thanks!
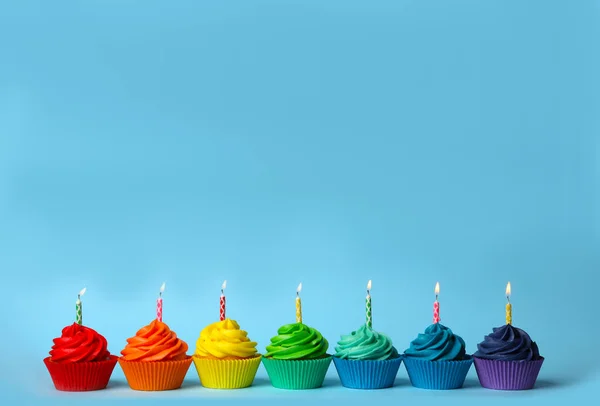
left=119, top=319, right=192, bottom=391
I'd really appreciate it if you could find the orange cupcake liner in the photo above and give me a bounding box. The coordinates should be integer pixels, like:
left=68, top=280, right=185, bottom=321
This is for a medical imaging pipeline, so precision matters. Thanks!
left=118, top=356, right=192, bottom=391
left=44, top=355, right=118, bottom=392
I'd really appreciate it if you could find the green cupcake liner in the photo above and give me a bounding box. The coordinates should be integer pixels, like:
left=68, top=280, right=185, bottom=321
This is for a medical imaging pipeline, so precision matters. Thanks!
left=261, top=355, right=332, bottom=390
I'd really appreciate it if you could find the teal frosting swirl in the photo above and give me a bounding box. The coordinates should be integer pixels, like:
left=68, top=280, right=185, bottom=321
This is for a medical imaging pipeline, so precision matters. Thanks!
left=404, top=323, right=466, bottom=361
left=265, top=323, right=329, bottom=360
left=334, top=324, right=398, bottom=361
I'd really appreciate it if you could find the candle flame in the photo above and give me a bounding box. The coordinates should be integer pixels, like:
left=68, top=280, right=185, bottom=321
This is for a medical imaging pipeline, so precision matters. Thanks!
left=221, top=280, right=227, bottom=290
left=296, top=283, right=302, bottom=294
left=160, top=282, right=166, bottom=293
left=79, top=287, right=86, bottom=297
left=434, top=282, right=440, bottom=296
left=506, top=281, right=511, bottom=297
left=367, top=280, right=372, bottom=291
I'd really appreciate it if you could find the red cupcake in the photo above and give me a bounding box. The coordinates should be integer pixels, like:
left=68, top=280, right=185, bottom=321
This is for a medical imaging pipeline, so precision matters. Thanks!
left=44, top=323, right=118, bottom=391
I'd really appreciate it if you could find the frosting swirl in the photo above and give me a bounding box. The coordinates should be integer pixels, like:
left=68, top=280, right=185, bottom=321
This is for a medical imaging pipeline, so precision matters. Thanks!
left=334, top=324, right=398, bottom=361
left=121, top=320, right=188, bottom=361
left=474, top=324, right=541, bottom=361
left=404, top=323, right=466, bottom=361
left=49, top=323, right=110, bottom=363
left=195, top=319, right=258, bottom=359
left=265, top=323, right=329, bottom=360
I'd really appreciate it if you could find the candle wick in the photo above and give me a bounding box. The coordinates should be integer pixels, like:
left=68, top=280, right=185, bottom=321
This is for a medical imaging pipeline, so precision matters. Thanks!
left=435, top=295, right=438, bottom=301
left=507, top=295, right=510, bottom=303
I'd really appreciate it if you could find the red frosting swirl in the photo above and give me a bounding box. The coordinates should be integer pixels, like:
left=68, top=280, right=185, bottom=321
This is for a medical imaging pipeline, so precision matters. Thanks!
left=121, top=320, right=188, bottom=362
left=49, top=323, right=111, bottom=363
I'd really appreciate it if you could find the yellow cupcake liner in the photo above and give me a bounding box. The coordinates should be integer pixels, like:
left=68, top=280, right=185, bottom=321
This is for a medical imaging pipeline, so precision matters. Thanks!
left=192, top=354, right=262, bottom=389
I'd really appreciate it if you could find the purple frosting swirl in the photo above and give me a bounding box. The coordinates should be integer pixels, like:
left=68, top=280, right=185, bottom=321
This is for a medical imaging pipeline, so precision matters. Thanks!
left=474, top=324, right=541, bottom=361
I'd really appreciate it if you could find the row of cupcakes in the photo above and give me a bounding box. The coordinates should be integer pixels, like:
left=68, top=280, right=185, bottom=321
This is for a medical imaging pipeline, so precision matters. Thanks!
left=44, top=281, right=543, bottom=392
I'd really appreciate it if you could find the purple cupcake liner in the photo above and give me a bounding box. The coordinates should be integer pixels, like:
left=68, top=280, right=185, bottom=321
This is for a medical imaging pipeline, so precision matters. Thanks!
left=403, top=355, right=473, bottom=390
left=333, top=356, right=403, bottom=389
left=473, top=356, right=544, bottom=390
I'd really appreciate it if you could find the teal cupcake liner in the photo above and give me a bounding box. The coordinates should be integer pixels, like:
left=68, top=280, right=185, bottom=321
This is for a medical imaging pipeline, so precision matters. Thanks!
left=333, top=356, right=402, bottom=389
left=261, top=355, right=332, bottom=390
left=403, top=355, right=473, bottom=390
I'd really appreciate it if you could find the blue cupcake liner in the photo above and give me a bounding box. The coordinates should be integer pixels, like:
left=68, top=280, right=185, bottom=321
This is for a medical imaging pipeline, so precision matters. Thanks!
left=333, top=356, right=403, bottom=389
left=403, top=355, right=473, bottom=390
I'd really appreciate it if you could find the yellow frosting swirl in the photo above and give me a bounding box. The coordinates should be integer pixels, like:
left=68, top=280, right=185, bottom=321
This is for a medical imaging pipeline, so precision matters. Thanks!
left=195, top=319, right=258, bottom=359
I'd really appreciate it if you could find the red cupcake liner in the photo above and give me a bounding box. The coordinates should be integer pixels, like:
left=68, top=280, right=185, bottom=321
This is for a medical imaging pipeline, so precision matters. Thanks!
left=473, top=356, right=544, bottom=390
left=44, top=355, right=118, bottom=392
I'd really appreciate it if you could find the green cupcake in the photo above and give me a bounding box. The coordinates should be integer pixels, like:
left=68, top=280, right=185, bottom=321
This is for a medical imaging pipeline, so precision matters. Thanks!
left=262, top=323, right=332, bottom=389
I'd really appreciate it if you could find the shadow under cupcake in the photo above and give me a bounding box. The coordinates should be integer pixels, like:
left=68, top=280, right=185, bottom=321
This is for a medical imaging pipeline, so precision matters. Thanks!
left=403, top=323, right=473, bottom=390
left=473, top=324, right=544, bottom=390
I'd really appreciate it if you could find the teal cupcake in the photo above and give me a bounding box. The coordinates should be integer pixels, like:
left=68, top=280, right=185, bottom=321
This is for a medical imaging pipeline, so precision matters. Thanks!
left=333, top=324, right=402, bottom=389
left=262, top=323, right=331, bottom=390
left=403, top=323, right=473, bottom=390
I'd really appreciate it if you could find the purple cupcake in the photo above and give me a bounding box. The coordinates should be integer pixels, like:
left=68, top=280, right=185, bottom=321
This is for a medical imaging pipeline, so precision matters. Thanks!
left=473, top=324, right=544, bottom=390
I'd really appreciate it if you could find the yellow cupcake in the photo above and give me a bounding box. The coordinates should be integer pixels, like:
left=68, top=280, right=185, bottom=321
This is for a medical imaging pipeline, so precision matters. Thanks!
left=193, top=319, right=261, bottom=389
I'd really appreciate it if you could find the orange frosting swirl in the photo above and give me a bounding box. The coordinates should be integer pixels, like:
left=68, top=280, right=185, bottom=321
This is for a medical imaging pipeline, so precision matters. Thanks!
left=121, top=320, right=188, bottom=362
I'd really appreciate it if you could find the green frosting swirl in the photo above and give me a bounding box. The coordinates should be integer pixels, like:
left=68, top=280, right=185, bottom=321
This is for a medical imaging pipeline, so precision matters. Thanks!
left=334, top=324, right=398, bottom=361
left=264, top=323, right=329, bottom=360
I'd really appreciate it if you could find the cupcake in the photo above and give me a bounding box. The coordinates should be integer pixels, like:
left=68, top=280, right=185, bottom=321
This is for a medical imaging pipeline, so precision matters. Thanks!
left=333, top=324, right=402, bottom=389
left=403, top=323, right=473, bottom=390
left=193, top=318, right=261, bottom=389
left=473, top=324, right=544, bottom=390
left=262, top=323, right=332, bottom=389
left=119, top=319, right=192, bottom=391
left=44, top=323, right=118, bottom=391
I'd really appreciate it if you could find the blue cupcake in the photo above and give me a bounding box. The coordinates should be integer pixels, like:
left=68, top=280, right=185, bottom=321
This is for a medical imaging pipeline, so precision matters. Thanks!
left=333, top=324, right=402, bottom=389
left=403, top=323, right=472, bottom=390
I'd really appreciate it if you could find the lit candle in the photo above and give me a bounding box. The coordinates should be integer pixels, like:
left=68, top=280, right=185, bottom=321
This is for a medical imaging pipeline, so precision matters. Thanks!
left=433, top=282, right=440, bottom=324
left=296, top=283, right=302, bottom=323
left=505, top=282, right=512, bottom=325
left=157, top=282, right=165, bottom=322
left=76, top=287, right=86, bottom=325
left=220, top=280, right=227, bottom=321
left=366, top=280, right=372, bottom=328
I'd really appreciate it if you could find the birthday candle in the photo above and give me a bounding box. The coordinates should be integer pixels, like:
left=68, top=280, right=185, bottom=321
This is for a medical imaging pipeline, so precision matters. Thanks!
left=157, top=283, right=165, bottom=322
left=433, top=282, right=440, bottom=324
left=506, top=282, right=512, bottom=325
left=366, top=280, right=372, bottom=328
left=296, top=283, right=302, bottom=323
left=220, top=280, right=227, bottom=321
left=76, top=288, right=86, bottom=325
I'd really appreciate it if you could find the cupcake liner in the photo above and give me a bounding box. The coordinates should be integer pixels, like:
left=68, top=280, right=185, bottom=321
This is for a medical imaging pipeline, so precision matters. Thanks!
left=44, top=355, right=118, bottom=392
left=262, top=355, right=332, bottom=390
left=119, top=356, right=192, bottom=391
left=473, top=356, right=544, bottom=390
left=403, top=355, right=473, bottom=390
left=333, top=356, right=402, bottom=389
left=193, top=355, right=262, bottom=389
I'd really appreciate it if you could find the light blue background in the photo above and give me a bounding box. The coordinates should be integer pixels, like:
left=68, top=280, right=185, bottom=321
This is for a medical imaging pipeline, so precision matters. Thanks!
left=1, top=0, right=598, bottom=405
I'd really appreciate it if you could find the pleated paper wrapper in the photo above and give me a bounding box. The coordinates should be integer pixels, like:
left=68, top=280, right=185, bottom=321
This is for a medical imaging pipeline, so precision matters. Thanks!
left=44, top=355, right=118, bottom=392
left=262, top=356, right=332, bottom=390
left=193, top=355, right=262, bottom=389
left=403, top=355, right=473, bottom=390
left=118, top=356, right=192, bottom=391
left=333, top=356, right=402, bottom=389
left=473, top=356, right=544, bottom=390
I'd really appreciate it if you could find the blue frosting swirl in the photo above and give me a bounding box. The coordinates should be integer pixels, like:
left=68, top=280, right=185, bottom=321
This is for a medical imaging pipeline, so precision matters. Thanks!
left=404, top=323, right=466, bottom=361
left=474, top=324, right=540, bottom=361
